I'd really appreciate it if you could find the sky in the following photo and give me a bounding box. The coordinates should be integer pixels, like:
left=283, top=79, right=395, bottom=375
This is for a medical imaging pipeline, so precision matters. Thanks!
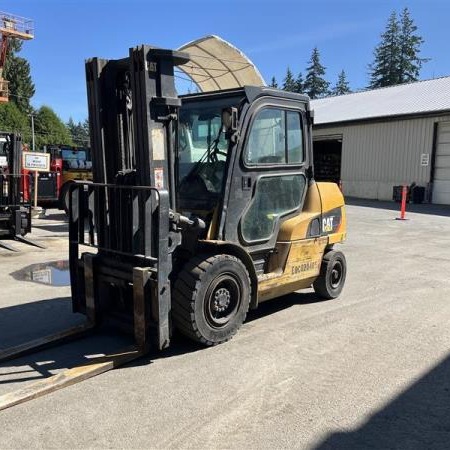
left=3, top=0, right=450, bottom=123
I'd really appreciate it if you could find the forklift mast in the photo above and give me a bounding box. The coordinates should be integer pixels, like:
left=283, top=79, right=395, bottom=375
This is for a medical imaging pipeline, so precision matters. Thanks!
left=86, top=46, right=189, bottom=198
left=0, top=132, right=33, bottom=246
left=70, top=46, right=191, bottom=350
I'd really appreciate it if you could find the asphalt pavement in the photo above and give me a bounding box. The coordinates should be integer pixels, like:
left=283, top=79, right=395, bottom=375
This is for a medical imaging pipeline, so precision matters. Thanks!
left=0, top=202, right=450, bottom=449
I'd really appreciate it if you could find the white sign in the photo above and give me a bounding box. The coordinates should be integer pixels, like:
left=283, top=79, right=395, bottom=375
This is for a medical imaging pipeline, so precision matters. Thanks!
left=32, top=268, right=52, bottom=285
left=154, top=167, right=164, bottom=189
left=420, top=153, right=430, bottom=167
left=23, top=151, right=50, bottom=172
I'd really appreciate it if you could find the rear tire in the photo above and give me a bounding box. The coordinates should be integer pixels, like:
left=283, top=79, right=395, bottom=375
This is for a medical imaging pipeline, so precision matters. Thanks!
left=313, top=250, right=347, bottom=300
left=59, top=183, right=71, bottom=214
left=172, top=254, right=251, bottom=346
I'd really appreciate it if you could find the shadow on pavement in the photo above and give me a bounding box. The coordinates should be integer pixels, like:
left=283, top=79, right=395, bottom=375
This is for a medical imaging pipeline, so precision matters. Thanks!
left=346, top=197, right=450, bottom=218
left=31, top=224, right=68, bottom=233
left=0, top=297, right=84, bottom=351
left=315, top=353, right=450, bottom=450
left=0, top=298, right=137, bottom=386
left=37, top=210, right=67, bottom=222
left=247, top=290, right=321, bottom=323
left=0, top=290, right=321, bottom=384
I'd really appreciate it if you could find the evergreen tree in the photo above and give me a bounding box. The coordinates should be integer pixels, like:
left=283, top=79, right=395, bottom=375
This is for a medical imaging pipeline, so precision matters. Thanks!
left=269, top=76, right=278, bottom=88
left=368, top=9, right=427, bottom=88
left=3, top=40, right=35, bottom=114
left=303, top=47, right=329, bottom=99
left=282, top=67, right=297, bottom=92
left=34, top=106, right=73, bottom=147
left=67, top=117, right=90, bottom=146
left=82, top=119, right=90, bottom=147
left=295, top=72, right=304, bottom=93
left=398, top=7, right=428, bottom=83
left=332, top=70, right=351, bottom=96
left=368, top=11, right=400, bottom=88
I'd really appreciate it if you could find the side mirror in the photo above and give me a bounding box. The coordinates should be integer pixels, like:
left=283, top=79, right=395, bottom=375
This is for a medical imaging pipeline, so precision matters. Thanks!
left=222, top=107, right=238, bottom=132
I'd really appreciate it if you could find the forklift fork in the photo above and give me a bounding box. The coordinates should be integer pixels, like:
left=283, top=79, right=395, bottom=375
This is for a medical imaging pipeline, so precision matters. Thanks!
left=0, top=208, right=46, bottom=252
left=0, top=259, right=153, bottom=411
left=0, top=239, right=19, bottom=252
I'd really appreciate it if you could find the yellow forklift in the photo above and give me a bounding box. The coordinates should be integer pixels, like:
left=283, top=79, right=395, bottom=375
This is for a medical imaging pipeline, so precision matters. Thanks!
left=0, top=45, right=346, bottom=409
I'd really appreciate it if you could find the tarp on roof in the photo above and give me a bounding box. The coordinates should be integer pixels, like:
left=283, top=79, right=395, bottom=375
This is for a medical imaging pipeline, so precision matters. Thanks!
left=177, top=35, right=265, bottom=92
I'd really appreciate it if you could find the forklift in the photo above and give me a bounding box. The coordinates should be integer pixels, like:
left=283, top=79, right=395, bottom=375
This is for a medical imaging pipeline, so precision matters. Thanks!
left=0, top=45, right=346, bottom=409
left=0, top=132, right=37, bottom=251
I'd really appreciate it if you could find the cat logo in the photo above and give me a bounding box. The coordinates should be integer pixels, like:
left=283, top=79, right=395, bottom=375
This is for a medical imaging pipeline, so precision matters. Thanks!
left=322, top=216, right=334, bottom=233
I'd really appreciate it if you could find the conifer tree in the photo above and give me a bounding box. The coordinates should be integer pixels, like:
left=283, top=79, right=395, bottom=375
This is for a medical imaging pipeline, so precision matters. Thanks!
left=295, top=72, right=304, bottom=93
left=368, top=11, right=400, bottom=88
left=282, top=67, right=297, bottom=92
left=397, top=7, right=428, bottom=83
left=332, top=70, right=351, bottom=96
left=269, top=76, right=278, bottom=88
left=67, top=117, right=90, bottom=146
left=303, top=47, right=329, bottom=99
left=3, top=40, right=35, bottom=114
left=368, top=9, right=427, bottom=88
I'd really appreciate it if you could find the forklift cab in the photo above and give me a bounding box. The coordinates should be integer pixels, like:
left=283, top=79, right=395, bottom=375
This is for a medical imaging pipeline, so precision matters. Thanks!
left=177, top=87, right=312, bottom=257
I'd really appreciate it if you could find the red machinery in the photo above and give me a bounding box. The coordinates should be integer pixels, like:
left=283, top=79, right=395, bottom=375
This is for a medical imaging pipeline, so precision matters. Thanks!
left=23, top=145, right=92, bottom=211
left=0, top=11, right=34, bottom=102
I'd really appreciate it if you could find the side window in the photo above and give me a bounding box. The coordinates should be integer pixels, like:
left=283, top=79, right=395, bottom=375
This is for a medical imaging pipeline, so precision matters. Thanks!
left=246, top=109, right=285, bottom=164
left=245, top=108, right=304, bottom=165
left=287, top=111, right=303, bottom=163
left=241, top=175, right=306, bottom=242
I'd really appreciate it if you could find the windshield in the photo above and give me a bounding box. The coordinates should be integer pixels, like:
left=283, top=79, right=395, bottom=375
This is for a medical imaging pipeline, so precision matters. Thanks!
left=61, top=148, right=88, bottom=161
left=177, top=95, right=243, bottom=212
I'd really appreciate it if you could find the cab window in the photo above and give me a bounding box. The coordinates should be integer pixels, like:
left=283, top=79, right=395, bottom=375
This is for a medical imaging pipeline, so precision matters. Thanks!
left=245, top=108, right=304, bottom=165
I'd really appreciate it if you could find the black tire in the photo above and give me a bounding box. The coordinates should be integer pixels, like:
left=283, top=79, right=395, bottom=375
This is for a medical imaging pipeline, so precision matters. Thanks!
left=59, top=183, right=71, bottom=214
left=313, top=250, right=347, bottom=300
left=172, top=254, right=251, bottom=346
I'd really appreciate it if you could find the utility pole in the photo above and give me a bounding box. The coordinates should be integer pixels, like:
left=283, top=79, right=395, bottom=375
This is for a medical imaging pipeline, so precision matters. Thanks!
left=30, top=113, right=35, bottom=151
left=29, top=113, right=38, bottom=209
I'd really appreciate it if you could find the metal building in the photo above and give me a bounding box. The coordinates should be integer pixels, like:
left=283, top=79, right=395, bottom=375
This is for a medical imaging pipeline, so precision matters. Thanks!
left=311, top=77, right=450, bottom=205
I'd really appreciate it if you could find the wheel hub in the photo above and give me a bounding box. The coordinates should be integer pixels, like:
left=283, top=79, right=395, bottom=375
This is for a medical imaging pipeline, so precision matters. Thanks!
left=330, top=262, right=343, bottom=288
left=213, top=287, right=231, bottom=312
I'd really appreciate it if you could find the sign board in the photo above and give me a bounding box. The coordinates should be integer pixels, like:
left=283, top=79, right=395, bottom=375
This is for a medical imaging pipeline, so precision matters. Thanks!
left=23, top=151, right=50, bottom=172
left=31, top=268, right=52, bottom=285
left=420, top=153, right=430, bottom=167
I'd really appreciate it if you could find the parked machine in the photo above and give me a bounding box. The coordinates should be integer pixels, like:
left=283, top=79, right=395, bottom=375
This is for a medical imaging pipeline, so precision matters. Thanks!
left=23, top=145, right=92, bottom=211
left=0, top=132, right=38, bottom=251
left=0, top=11, right=34, bottom=103
left=0, top=44, right=346, bottom=409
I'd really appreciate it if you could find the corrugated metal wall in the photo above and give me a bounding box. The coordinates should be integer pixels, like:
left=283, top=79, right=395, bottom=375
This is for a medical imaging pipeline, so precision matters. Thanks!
left=313, top=115, right=450, bottom=201
left=433, top=121, right=450, bottom=204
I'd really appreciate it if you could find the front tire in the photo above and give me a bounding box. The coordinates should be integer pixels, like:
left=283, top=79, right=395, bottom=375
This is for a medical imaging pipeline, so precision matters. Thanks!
left=59, top=183, right=72, bottom=214
left=172, top=254, right=251, bottom=346
left=313, top=250, right=347, bottom=299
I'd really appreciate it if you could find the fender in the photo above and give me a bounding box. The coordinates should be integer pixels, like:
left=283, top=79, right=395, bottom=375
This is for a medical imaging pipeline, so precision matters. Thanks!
left=199, top=240, right=259, bottom=309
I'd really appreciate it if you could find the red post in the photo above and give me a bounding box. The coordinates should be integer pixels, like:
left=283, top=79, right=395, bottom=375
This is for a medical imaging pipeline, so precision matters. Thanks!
left=399, top=185, right=407, bottom=220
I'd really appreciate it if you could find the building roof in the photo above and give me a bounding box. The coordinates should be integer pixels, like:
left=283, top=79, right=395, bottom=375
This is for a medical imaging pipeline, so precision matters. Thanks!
left=311, top=76, right=450, bottom=126
left=178, top=35, right=265, bottom=92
